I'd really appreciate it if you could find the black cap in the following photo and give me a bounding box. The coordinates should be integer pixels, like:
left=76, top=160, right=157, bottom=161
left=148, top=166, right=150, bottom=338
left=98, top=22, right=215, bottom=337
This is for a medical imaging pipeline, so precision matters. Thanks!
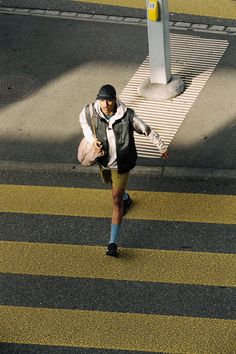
left=96, top=84, right=116, bottom=100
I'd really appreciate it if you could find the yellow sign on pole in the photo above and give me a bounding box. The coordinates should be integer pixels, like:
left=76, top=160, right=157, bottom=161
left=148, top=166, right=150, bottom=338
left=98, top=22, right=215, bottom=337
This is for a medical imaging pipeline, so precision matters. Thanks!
left=148, top=1, right=160, bottom=21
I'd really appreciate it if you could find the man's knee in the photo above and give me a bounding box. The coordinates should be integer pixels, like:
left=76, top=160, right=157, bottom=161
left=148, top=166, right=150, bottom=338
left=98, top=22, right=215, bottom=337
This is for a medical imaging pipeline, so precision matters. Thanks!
left=112, top=193, right=123, bottom=207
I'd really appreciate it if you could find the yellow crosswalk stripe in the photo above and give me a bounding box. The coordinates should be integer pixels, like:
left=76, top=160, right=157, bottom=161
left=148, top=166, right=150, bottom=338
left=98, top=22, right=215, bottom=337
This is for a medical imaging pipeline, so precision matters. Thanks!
left=0, top=241, right=235, bottom=287
left=169, top=0, right=236, bottom=19
left=0, top=184, right=235, bottom=224
left=0, top=305, right=235, bottom=352
left=1, top=182, right=235, bottom=352
left=80, top=0, right=145, bottom=9
left=79, top=0, right=236, bottom=20
left=79, top=0, right=146, bottom=9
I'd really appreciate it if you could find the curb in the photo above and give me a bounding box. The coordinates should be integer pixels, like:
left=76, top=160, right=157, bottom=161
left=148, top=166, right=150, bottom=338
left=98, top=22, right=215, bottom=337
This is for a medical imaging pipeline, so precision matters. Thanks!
left=0, top=6, right=236, bottom=35
left=0, top=160, right=236, bottom=180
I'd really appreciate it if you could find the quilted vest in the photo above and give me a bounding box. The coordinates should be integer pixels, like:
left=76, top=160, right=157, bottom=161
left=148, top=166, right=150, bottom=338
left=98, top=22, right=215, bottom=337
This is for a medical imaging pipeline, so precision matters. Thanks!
left=85, top=103, right=137, bottom=173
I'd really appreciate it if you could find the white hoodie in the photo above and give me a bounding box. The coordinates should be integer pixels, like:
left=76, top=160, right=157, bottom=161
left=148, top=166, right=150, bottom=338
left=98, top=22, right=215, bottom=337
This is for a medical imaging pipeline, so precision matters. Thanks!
left=79, top=99, right=167, bottom=169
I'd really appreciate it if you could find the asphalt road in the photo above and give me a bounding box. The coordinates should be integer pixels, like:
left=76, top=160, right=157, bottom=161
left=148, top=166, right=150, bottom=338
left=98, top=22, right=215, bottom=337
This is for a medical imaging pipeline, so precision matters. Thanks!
left=0, top=168, right=235, bottom=353
left=0, top=12, right=235, bottom=171
left=0, top=2, right=235, bottom=351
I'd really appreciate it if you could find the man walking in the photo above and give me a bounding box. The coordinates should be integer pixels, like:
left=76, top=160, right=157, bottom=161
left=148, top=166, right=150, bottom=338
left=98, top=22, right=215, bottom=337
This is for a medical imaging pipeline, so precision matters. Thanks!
left=79, top=84, right=169, bottom=257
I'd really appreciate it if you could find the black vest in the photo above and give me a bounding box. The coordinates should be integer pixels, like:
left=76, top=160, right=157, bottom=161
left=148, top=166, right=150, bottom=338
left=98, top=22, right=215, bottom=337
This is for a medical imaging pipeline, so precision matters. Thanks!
left=85, top=104, right=137, bottom=173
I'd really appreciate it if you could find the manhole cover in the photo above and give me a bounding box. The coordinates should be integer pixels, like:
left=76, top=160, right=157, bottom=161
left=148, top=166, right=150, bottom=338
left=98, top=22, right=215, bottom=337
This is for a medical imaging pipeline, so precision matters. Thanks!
left=0, top=75, right=39, bottom=103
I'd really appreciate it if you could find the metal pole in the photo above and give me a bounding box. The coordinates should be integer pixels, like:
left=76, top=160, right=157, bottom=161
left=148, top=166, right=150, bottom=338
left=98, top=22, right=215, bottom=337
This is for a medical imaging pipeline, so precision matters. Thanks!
left=146, top=0, right=171, bottom=84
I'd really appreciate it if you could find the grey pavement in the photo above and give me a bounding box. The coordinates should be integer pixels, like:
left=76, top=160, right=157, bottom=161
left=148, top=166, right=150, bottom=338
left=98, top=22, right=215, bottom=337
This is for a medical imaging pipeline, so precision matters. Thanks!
left=0, top=9, right=236, bottom=179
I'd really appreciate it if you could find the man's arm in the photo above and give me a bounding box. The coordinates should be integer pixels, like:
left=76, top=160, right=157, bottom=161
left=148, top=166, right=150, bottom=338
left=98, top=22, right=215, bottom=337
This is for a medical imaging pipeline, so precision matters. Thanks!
left=133, top=113, right=169, bottom=157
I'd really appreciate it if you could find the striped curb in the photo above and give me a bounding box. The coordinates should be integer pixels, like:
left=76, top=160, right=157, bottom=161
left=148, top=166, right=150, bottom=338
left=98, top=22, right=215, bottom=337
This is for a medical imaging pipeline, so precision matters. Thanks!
left=0, top=6, right=236, bottom=35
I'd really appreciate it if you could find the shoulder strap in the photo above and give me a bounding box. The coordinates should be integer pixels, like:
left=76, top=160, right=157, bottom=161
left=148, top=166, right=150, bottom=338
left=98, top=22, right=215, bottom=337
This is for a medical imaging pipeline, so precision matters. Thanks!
left=85, top=103, right=97, bottom=138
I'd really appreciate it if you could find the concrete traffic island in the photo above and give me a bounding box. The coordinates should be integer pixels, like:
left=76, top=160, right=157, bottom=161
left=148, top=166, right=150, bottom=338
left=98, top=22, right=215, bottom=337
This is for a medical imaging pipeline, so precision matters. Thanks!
left=138, top=74, right=185, bottom=101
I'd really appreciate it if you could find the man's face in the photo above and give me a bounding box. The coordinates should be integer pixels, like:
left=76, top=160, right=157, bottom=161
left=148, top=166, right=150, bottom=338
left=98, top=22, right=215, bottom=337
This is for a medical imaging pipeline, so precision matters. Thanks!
left=99, top=99, right=116, bottom=115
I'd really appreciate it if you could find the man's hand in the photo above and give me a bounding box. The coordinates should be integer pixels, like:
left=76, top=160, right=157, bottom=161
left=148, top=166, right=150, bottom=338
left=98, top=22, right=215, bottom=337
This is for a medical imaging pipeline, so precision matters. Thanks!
left=93, top=140, right=103, bottom=153
left=161, top=150, right=169, bottom=160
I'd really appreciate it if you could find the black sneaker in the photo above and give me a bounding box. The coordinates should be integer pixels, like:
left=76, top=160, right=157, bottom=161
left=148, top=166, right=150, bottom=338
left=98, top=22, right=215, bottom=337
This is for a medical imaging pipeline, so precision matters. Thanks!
left=123, top=193, right=132, bottom=215
left=106, top=243, right=119, bottom=257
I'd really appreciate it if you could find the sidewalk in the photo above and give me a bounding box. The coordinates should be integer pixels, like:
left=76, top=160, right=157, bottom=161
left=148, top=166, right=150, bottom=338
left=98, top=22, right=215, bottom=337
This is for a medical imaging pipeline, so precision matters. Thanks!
left=0, top=10, right=236, bottom=179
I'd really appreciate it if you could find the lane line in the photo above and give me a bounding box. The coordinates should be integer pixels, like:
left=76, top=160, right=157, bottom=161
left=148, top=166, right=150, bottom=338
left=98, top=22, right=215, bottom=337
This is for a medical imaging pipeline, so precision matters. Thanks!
left=0, top=184, right=235, bottom=224
left=0, top=241, right=235, bottom=287
left=0, top=305, right=235, bottom=352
